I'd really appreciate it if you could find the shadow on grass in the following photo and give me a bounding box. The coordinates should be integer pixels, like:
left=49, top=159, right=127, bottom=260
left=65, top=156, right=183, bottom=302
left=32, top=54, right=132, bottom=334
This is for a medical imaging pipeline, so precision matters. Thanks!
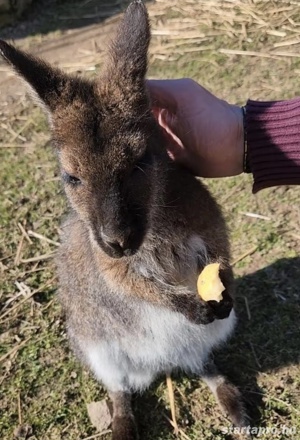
left=0, top=0, right=151, bottom=41
left=134, top=257, right=300, bottom=438
left=135, top=389, right=172, bottom=440
left=219, top=256, right=300, bottom=423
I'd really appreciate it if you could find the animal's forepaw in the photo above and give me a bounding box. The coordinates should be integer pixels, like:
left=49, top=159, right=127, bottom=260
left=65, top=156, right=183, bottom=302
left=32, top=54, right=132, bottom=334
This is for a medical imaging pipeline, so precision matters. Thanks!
left=172, top=295, right=215, bottom=325
left=207, top=296, right=233, bottom=320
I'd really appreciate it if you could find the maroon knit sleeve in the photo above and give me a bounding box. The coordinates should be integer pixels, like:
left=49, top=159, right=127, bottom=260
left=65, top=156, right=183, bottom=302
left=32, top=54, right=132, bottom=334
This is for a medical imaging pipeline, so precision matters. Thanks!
left=245, top=98, right=300, bottom=193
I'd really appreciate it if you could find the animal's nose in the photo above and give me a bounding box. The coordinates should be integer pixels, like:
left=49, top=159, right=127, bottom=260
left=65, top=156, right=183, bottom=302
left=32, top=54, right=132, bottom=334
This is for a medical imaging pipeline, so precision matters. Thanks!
left=100, top=229, right=127, bottom=253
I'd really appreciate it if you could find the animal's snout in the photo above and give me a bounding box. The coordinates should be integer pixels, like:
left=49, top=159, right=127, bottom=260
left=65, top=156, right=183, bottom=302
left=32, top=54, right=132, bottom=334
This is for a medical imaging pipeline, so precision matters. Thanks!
left=100, top=227, right=132, bottom=257
left=101, top=230, right=124, bottom=252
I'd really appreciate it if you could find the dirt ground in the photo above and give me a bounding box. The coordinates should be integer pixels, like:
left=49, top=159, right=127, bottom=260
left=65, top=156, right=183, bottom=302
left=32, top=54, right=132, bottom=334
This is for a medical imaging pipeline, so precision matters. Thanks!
left=1, top=1, right=300, bottom=440
left=0, top=0, right=125, bottom=106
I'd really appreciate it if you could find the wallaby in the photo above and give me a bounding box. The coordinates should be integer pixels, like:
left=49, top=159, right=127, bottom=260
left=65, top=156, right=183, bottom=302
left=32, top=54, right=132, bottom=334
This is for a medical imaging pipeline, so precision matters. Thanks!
left=0, top=1, right=249, bottom=438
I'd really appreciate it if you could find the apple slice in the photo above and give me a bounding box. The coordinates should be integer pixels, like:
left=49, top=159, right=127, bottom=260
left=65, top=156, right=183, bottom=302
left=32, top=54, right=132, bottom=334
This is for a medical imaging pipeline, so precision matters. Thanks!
left=197, top=263, right=225, bottom=302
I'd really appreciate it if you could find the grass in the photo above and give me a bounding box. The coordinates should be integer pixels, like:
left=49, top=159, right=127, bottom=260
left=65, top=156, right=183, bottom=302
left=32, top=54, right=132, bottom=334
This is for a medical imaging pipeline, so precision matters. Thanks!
left=1, top=1, right=300, bottom=439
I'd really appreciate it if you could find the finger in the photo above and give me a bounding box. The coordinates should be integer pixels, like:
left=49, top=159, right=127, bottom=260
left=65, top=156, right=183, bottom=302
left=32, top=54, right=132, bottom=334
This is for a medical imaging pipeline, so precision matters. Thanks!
left=159, top=109, right=184, bottom=149
left=151, top=108, right=184, bottom=160
left=146, top=79, right=178, bottom=112
left=151, top=106, right=161, bottom=120
left=157, top=109, right=187, bottom=161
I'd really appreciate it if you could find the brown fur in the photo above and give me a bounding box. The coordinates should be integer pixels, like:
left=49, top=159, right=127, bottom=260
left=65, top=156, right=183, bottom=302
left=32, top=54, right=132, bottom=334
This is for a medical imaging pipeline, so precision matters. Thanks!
left=216, top=381, right=249, bottom=428
left=0, top=2, right=248, bottom=438
left=110, top=392, right=138, bottom=440
left=203, top=361, right=250, bottom=430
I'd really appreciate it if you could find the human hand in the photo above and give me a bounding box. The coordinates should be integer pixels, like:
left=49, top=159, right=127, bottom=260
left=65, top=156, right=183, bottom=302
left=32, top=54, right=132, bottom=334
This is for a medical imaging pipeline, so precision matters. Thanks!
left=148, top=78, right=244, bottom=178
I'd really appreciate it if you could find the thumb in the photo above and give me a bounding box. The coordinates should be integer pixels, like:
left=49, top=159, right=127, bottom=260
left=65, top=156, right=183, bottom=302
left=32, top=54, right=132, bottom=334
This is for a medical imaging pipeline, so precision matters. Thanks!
left=158, top=109, right=185, bottom=160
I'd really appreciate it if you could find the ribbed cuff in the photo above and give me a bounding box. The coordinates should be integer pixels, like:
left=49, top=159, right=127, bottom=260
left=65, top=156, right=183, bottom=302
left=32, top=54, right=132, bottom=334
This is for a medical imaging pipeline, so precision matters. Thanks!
left=246, top=98, right=300, bottom=193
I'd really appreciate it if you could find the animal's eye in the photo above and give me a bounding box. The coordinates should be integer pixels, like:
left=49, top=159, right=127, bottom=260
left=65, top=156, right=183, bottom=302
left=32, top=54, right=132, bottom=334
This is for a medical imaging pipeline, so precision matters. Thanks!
left=62, top=171, right=82, bottom=186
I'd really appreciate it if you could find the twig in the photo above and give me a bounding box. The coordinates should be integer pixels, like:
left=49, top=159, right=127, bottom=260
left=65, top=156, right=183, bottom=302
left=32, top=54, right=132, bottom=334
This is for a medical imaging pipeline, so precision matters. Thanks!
left=18, top=392, right=22, bottom=425
left=81, top=431, right=112, bottom=440
left=249, top=342, right=262, bottom=369
left=18, top=223, right=33, bottom=244
left=243, top=297, right=251, bottom=320
left=274, top=38, right=300, bottom=48
left=177, top=46, right=212, bottom=53
left=1, top=122, right=26, bottom=142
left=15, top=281, right=31, bottom=295
left=240, top=212, right=271, bottom=221
left=9, top=119, right=33, bottom=143
left=2, top=282, right=31, bottom=311
left=220, top=36, right=300, bottom=61
left=23, top=267, right=47, bottom=276
left=273, top=51, right=300, bottom=58
left=61, top=423, right=72, bottom=434
left=28, top=230, right=60, bottom=247
left=0, top=370, right=9, bottom=386
left=0, top=143, right=29, bottom=148
left=0, top=277, right=56, bottom=322
left=231, top=245, right=258, bottom=266
left=219, top=48, right=280, bottom=59
left=21, top=252, right=55, bottom=263
left=14, top=235, right=24, bottom=266
left=152, top=29, right=205, bottom=38
left=284, top=232, right=300, bottom=240
left=0, top=337, right=31, bottom=364
left=267, top=30, right=286, bottom=37
left=0, top=254, right=13, bottom=262
left=162, top=414, right=192, bottom=440
left=248, top=391, right=300, bottom=414
left=42, top=298, right=55, bottom=312
left=166, top=374, right=179, bottom=436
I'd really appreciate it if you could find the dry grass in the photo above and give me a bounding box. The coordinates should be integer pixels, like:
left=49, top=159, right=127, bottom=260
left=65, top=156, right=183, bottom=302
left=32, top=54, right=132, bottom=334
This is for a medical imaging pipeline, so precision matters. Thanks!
left=148, top=0, right=300, bottom=58
left=1, top=1, right=300, bottom=439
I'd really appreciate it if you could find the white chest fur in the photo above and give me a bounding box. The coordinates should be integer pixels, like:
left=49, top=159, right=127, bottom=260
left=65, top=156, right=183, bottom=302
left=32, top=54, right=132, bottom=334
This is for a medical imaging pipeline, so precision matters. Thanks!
left=83, top=234, right=235, bottom=393
left=85, top=304, right=236, bottom=393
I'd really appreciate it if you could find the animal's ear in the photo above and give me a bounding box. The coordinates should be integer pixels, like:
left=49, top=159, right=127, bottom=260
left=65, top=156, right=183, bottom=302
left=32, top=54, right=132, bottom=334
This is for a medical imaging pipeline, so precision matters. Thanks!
left=0, top=40, right=70, bottom=113
left=104, top=1, right=150, bottom=91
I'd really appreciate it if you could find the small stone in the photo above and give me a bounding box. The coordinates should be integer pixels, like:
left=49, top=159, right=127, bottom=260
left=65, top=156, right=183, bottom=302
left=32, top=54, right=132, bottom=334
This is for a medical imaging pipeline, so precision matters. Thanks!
left=86, top=399, right=112, bottom=431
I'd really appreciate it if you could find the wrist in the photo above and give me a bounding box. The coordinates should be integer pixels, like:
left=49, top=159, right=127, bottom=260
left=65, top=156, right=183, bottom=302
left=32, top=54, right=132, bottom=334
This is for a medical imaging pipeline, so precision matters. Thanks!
left=230, top=104, right=244, bottom=176
left=246, top=98, right=300, bottom=192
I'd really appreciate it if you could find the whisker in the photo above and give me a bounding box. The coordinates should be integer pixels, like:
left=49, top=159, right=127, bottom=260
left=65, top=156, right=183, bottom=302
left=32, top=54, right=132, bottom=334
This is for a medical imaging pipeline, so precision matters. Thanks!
left=135, top=166, right=147, bottom=175
left=151, top=204, right=178, bottom=209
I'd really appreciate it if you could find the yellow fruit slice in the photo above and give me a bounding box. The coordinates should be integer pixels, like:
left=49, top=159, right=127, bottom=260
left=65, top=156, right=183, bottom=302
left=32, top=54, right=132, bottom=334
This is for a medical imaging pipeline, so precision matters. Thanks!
left=197, top=263, right=225, bottom=302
